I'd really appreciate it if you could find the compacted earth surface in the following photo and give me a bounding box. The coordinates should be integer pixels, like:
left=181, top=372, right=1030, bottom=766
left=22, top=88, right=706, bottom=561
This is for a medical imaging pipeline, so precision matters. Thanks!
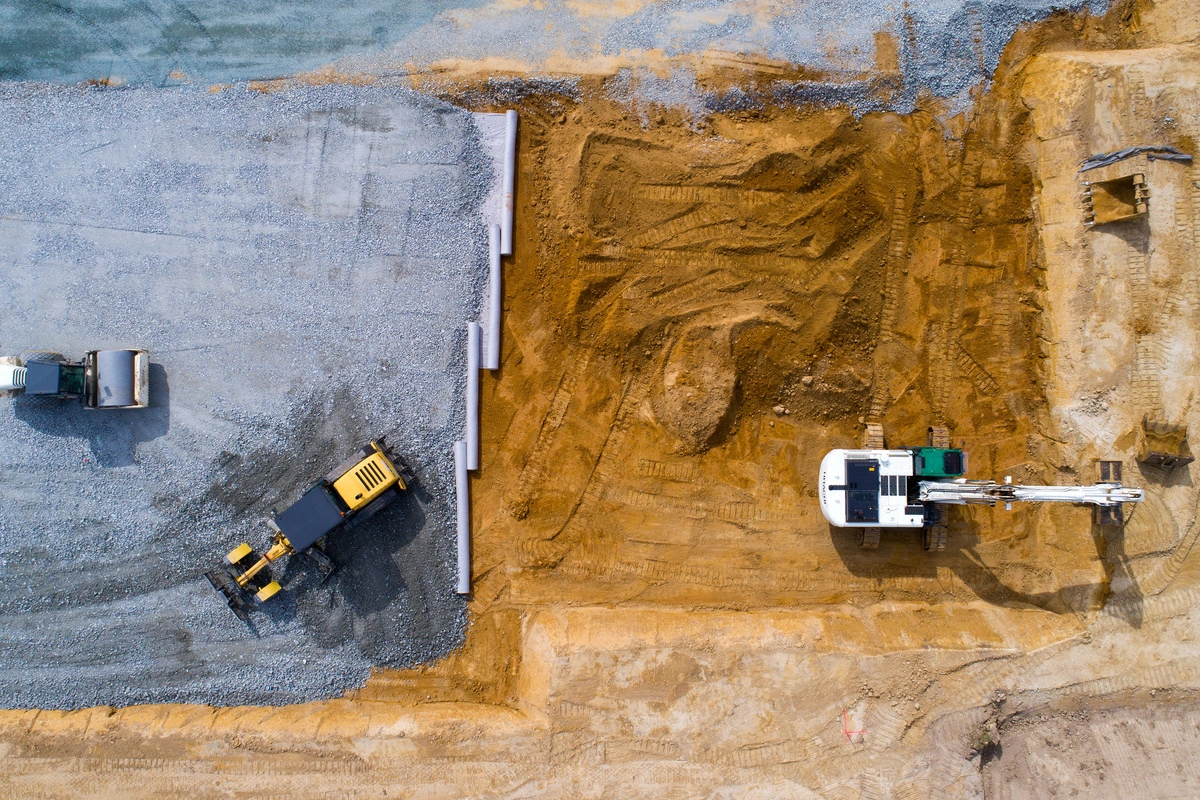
left=2, top=0, right=1200, bottom=796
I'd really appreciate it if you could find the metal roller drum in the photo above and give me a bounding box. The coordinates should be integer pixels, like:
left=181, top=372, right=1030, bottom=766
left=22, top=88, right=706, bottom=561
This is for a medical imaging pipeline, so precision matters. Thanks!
left=94, top=349, right=137, bottom=407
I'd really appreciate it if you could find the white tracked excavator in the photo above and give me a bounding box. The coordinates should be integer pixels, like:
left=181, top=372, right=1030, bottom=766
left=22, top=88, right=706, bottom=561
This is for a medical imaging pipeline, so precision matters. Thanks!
left=819, top=424, right=1143, bottom=551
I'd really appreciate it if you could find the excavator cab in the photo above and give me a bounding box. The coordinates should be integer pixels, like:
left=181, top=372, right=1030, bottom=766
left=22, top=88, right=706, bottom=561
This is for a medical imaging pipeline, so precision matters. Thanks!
left=911, top=447, right=967, bottom=478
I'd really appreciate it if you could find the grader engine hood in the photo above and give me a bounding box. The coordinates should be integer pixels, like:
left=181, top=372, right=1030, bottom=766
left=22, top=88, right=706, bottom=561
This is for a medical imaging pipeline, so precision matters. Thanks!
left=332, top=450, right=402, bottom=511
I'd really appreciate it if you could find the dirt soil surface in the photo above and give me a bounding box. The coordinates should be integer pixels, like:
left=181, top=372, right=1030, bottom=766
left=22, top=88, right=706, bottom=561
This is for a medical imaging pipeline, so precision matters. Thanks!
left=3, top=0, right=1200, bottom=796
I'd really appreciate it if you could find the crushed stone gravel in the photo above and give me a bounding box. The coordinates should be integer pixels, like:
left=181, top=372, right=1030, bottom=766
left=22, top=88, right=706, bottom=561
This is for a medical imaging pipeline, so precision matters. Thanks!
left=0, top=82, right=491, bottom=709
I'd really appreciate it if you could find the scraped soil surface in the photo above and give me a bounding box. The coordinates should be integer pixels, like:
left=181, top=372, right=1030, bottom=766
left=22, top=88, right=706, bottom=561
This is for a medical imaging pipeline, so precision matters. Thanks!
left=467, top=78, right=1085, bottom=616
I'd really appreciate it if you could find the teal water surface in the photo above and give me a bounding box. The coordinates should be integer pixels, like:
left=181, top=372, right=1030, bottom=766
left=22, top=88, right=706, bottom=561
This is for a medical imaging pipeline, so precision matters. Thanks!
left=0, top=0, right=484, bottom=84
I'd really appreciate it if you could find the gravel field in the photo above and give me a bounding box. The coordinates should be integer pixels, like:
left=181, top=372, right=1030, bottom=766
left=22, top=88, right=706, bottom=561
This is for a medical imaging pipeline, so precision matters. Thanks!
left=0, top=83, right=490, bottom=709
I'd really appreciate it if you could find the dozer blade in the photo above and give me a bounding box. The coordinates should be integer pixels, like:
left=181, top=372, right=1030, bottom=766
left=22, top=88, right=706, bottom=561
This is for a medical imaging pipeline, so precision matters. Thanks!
left=205, top=568, right=252, bottom=622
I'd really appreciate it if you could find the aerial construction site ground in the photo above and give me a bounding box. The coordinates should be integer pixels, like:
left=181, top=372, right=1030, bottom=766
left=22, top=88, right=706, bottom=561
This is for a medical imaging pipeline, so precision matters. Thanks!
left=2, top=0, right=1200, bottom=796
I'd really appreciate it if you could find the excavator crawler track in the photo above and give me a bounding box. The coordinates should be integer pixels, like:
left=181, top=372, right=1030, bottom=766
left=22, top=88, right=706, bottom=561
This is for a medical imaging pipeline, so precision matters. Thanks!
left=860, top=527, right=881, bottom=550
left=863, top=423, right=886, bottom=450
left=923, top=522, right=948, bottom=552
left=928, top=425, right=951, bottom=449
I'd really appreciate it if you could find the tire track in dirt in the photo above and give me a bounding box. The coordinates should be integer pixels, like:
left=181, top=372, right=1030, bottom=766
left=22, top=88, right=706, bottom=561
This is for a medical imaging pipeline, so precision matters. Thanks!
left=634, top=459, right=699, bottom=481
left=926, top=705, right=991, bottom=800
left=610, top=488, right=788, bottom=524
left=585, top=243, right=821, bottom=277
left=1090, top=710, right=1200, bottom=797
left=520, top=368, right=651, bottom=567
left=1057, top=657, right=1199, bottom=698
left=634, top=184, right=789, bottom=208
left=932, top=143, right=984, bottom=421
left=625, top=205, right=733, bottom=249
left=1124, top=223, right=1164, bottom=416
left=953, top=342, right=1002, bottom=396
left=504, top=348, right=594, bottom=520
left=867, top=701, right=913, bottom=753
left=868, top=181, right=916, bottom=420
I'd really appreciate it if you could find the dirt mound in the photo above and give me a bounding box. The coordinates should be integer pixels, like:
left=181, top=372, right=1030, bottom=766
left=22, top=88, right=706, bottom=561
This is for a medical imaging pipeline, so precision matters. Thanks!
left=656, top=324, right=737, bottom=452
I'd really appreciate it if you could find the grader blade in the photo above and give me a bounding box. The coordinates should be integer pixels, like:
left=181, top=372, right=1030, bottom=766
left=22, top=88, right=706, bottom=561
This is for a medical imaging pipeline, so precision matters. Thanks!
left=205, top=568, right=251, bottom=622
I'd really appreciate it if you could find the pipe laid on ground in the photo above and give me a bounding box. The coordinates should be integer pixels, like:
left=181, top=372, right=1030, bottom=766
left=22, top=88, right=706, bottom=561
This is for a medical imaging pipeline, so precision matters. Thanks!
left=454, top=440, right=470, bottom=595
left=466, top=322, right=480, bottom=470
left=486, top=224, right=502, bottom=370
left=501, top=110, right=517, bottom=255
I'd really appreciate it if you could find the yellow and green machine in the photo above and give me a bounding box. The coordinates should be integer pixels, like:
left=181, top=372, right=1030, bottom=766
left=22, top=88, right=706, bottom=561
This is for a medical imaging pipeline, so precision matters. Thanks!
left=205, top=439, right=413, bottom=620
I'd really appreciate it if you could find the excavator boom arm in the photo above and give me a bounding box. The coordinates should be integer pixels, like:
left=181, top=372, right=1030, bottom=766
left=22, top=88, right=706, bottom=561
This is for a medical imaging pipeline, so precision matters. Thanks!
left=919, top=480, right=1143, bottom=507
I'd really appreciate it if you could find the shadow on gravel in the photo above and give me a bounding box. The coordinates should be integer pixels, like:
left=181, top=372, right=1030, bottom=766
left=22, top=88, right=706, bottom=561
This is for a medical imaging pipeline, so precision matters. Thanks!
left=325, top=484, right=426, bottom=617
left=257, top=478, right=433, bottom=660
left=12, top=363, right=170, bottom=466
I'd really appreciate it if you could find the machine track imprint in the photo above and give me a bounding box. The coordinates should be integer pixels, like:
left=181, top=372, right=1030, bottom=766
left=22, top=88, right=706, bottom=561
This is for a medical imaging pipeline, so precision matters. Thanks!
left=504, top=348, right=593, bottom=519
left=520, top=369, right=650, bottom=566
left=634, top=459, right=699, bottom=481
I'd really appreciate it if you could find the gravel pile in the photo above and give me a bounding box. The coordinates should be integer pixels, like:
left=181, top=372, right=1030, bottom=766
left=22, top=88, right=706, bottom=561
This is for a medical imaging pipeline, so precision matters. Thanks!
left=0, top=83, right=490, bottom=709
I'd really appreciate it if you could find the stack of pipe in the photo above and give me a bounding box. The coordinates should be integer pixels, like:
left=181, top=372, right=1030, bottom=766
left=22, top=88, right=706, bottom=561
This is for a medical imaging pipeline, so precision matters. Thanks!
left=456, top=110, right=517, bottom=596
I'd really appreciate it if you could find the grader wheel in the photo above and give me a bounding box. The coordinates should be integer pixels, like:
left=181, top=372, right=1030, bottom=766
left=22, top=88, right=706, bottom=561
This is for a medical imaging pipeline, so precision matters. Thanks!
left=860, top=527, right=881, bottom=550
left=226, top=542, right=254, bottom=564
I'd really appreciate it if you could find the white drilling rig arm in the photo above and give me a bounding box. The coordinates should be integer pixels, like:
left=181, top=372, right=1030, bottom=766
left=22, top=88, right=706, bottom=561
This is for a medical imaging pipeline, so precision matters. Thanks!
left=919, top=480, right=1143, bottom=507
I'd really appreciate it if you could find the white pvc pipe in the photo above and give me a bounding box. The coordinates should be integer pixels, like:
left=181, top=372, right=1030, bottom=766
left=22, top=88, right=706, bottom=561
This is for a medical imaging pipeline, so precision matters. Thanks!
left=454, top=440, right=470, bottom=595
left=501, top=110, right=517, bottom=255
left=486, top=225, right=502, bottom=370
left=466, top=322, right=480, bottom=470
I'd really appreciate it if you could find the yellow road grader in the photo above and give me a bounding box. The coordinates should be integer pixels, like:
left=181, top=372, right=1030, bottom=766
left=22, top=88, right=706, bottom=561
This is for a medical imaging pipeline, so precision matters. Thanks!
left=206, top=438, right=413, bottom=620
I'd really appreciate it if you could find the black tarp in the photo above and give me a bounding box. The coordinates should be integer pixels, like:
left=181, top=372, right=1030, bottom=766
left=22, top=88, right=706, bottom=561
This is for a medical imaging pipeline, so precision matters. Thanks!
left=1080, top=145, right=1193, bottom=172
